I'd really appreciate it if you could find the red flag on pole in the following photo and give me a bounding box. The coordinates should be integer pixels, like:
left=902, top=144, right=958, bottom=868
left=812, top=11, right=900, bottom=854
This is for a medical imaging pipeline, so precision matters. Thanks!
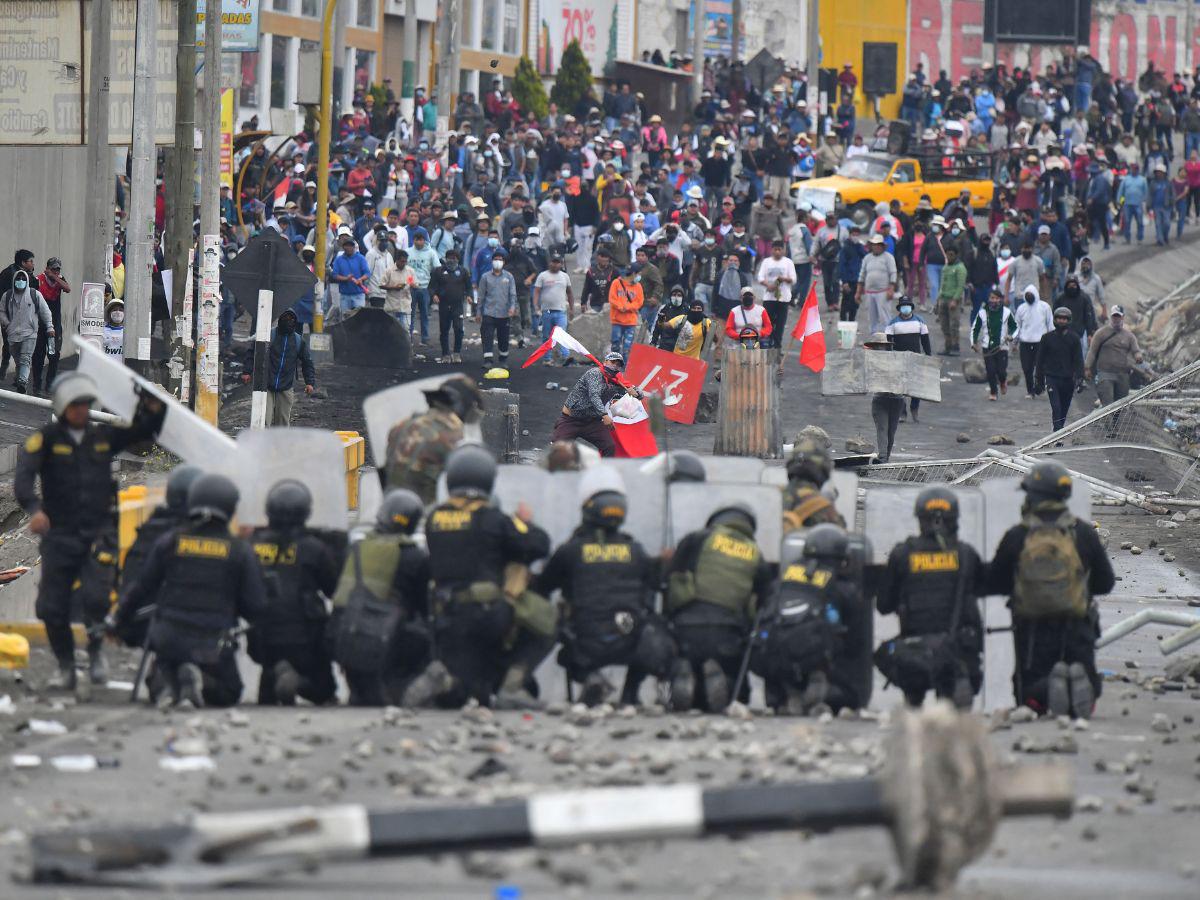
left=791, top=283, right=826, bottom=372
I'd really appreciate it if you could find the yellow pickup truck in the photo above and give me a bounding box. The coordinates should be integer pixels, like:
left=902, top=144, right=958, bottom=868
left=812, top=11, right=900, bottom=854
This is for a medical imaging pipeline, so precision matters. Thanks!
left=793, top=153, right=994, bottom=226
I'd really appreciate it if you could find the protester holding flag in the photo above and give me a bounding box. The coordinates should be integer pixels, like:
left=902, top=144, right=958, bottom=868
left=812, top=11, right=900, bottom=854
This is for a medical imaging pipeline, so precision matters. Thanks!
left=550, top=351, right=645, bottom=458
left=790, top=281, right=826, bottom=373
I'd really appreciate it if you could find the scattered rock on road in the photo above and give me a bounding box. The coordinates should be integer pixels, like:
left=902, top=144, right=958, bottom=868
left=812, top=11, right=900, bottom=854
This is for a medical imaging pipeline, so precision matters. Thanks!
left=844, top=437, right=873, bottom=453
left=956, top=432, right=971, bottom=443
left=987, top=434, right=1015, bottom=446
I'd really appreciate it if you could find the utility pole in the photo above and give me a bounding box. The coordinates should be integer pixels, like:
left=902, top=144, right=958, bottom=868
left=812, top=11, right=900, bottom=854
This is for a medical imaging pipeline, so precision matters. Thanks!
left=166, top=0, right=198, bottom=398
left=196, top=0, right=223, bottom=425
left=692, top=0, right=704, bottom=101
left=400, top=0, right=418, bottom=122
left=314, top=0, right=343, bottom=336
left=731, top=0, right=742, bottom=64
left=807, top=0, right=821, bottom=136
left=83, top=0, right=113, bottom=288
left=435, top=0, right=461, bottom=128
left=124, top=0, right=158, bottom=374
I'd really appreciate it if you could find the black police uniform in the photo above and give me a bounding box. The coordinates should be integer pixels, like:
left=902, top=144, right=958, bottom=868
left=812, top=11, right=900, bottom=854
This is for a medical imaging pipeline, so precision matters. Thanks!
left=14, top=399, right=163, bottom=669
left=664, top=521, right=773, bottom=705
left=877, top=535, right=988, bottom=706
left=752, top=557, right=865, bottom=713
left=249, top=526, right=340, bottom=705
left=330, top=531, right=431, bottom=706
left=425, top=495, right=553, bottom=705
left=989, top=504, right=1114, bottom=713
left=536, top=524, right=675, bottom=705
left=113, top=503, right=188, bottom=648
left=116, top=518, right=267, bottom=707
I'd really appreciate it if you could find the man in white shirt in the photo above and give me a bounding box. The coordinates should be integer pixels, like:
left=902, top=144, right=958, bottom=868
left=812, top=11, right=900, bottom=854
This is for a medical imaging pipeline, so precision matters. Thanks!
left=1013, top=283, right=1054, bottom=399
left=365, top=230, right=394, bottom=307
left=756, top=239, right=798, bottom=348
left=538, top=186, right=570, bottom=248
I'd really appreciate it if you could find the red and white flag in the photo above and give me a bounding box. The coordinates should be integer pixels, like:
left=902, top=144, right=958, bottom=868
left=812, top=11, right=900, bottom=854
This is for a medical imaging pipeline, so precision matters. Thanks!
left=790, top=283, right=826, bottom=372
left=522, top=326, right=597, bottom=368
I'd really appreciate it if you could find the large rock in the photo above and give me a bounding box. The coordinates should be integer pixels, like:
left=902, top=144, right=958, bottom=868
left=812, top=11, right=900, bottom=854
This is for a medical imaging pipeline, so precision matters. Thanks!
left=961, top=359, right=988, bottom=384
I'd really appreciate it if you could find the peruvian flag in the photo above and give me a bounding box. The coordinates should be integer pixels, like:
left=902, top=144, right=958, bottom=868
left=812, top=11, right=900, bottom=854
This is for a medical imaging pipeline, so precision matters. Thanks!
left=522, top=325, right=598, bottom=368
left=791, top=283, right=826, bottom=372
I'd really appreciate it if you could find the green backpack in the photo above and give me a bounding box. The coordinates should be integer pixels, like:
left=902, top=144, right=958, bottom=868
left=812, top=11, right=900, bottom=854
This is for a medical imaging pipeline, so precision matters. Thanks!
left=1012, top=515, right=1088, bottom=619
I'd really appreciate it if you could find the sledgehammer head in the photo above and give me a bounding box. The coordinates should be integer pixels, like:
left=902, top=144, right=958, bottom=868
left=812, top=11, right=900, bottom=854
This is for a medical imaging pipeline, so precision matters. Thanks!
left=884, top=703, right=1074, bottom=889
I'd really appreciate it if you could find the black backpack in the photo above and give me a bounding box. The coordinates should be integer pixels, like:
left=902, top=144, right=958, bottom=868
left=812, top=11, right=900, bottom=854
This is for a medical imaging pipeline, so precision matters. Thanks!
left=332, top=543, right=402, bottom=674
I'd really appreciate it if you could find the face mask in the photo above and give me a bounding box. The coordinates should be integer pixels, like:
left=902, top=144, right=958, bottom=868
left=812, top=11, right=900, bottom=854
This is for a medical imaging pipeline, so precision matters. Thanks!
left=686, top=308, right=704, bottom=323
left=110, top=310, right=125, bottom=325
left=613, top=222, right=624, bottom=231
left=492, top=260, right=504, bottom=271
left=1021, top=249, right=1032, bottom=258
left=13, top=277, right=27, bottom=291
left=741, top=297, right=755, bottom=308
left=488, top=237, right=499, bottom=248
left=633, top=275, right=641, bottom=284
left=525, top=237, right=539, bottom=249
left=603, top=364, right=620, bottom=376
left=899, top=304, right=913, bottom=316
left=999, top=248, right=1012, bottom=259
left=1024, top=293, right=1036, bottom=304
left=560, top=169, right=570, bottom=179
left=733, top=229, right=745, bottom=238
left=704, top=237, right=715, bottom=246
left=1065, top=284, right=1079, bottom=297
left=951, top=227, right=961, bottom=236
left=278, top=316, right=294, bottom=333
left=552, top=193, right=561, bottom=201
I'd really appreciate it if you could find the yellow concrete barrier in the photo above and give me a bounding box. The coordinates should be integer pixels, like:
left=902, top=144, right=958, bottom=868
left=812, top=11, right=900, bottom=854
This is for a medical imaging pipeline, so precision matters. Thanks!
left=336, top=431, right=365, bottom=510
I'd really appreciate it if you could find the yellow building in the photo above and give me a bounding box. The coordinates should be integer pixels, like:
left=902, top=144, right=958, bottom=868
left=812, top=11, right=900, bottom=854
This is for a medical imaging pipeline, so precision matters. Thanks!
left=819, top=0, right=908, bottom=120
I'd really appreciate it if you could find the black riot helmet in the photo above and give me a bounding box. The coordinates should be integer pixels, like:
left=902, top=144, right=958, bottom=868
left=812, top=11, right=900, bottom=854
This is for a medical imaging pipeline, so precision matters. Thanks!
left=802, top=523, right=851, bottom=563
left=445, top=444, right=498, bottom=496
left=706, top=503, right=757, bottom=532
left=187, top=473, right=240, bottom=522
left=915, top=486, right=959, bottom=537
left=165, top=465, right=204, bottom=513
left=375, top=488, right=423, bottom=534
left=667, top=449, right=706, bottom=483
left=1021, top=461, right=1073, bottom=501
left=786, top=435, right=833, bottom=485
left=425, top=374, right=484, bottom=424
left=582, top=490, right=627, bottom=530
left=266, top=479, right=313, bottom=529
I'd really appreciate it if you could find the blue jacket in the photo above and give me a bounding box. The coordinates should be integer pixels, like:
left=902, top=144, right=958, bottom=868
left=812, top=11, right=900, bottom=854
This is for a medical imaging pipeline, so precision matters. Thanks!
left=331, top=250, right=369, bottom=295
left=838, top=239, right=867, bottom=284
left=1117, top=174, right=1148, bottom=207
left=268, top=329, right=315, bottom=392
left=1149, top=176, right=1172, bottom=209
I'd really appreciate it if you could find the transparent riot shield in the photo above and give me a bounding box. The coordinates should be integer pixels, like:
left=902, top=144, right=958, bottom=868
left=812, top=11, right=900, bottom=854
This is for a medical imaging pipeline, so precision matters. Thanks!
left=491, top=465, right=581, bottom=549
left=224, top=428, right=349, bottom=532
left=762, top=468, right=858, bottom=532
left=604, top=458, right=670, bottom=555
left=362, top=376, right=457, bottom=468
left=74, top=339, right=236, bottom=463
left=862, top=486, right=986, bottom=565
left=701, top=455, right=766, bottom=484
left=668, top=483, right=784, bottom=562
left=977, top=477, right=1092, bottom=561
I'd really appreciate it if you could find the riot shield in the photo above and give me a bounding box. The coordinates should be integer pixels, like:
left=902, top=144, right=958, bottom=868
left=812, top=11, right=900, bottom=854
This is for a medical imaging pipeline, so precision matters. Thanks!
left=356, top=472, right=384, bottom=527
left=491, top=465, right=582, bottom=549
left=604, top=458, right=670, bottom=555
left=761, top=469, right=858, bottom=531
left=74, top=338, right=236, bottom=464
left=977, top=477, right=1092, bottom=561
left=862, top=486, right=986, bottom=565
left=701, top=455, right=766, bottom=484
left=224, top=428, right=349, bottom=532
left=668, top=483, right=783, bottom=562
left=363, top=376, right=455, bottom=468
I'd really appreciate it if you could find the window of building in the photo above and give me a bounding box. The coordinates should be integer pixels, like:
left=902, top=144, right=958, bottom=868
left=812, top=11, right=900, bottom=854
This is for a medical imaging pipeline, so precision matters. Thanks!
left=355, top=48, right=375, bottom=95
left=675, top=11, right=690, bottom=53
left=270, top=34, right=288, bottom=109
left=481, top=0, right=497, bottom=51
left=239, top=51, right=260, bottom=108
left=502, top=0, right=520, bottom=55
left=356, top=0, right=374, bottom=28
left=301, top=0, right=319, bottom=16
left=273, top=0, right=291, bottom=12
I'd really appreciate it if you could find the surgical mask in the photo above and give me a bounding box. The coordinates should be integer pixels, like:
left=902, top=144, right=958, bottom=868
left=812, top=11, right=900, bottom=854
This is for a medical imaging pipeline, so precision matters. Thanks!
left=931, top=225, right=942, bottom=234
left=951, top=227, right=961, bottom=236
left=633, top=275, right=641, bottom=283
left=525, top=237, right=539, bottom=249
left=560, top=169, right=570, bottom=179
left=488, top=237, right=499, bottom=248
left=899, top=304, right=913, bottom=316
left=999, top=247, right=1012, bottom=258
left=483, top=150, right=493, bottom=158
left=704, top=236, right=715, bottom=246
left=613, top=222, right=624, bottom=231
left=110, top=310, right=125, bottom=325
left=733, top=229, right=745, bottom=237
left=492, top=259, right=504, bottom=271
left=13, top=277, right=27, bottom=291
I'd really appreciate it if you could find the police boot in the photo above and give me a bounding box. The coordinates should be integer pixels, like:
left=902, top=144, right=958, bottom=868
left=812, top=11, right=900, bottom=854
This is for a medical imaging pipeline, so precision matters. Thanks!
left=46, top=659, right=77, bottom=692
left=86, top=637, right=108, bottom=686
left=951, top=675, right=974, bottom=711
left=702, top=659, right=730, bottom=713
left=1067, top=662, right=1095, bottom=720
left=580, top=671, right=614, bottom=708
left=401, top=661, right=457, bottom=709
left=493, top=665, right=542, bottom=711
left=801, top=671, right=830, bottom=714
left=177, top=663, right=205, bottom=710
left=668, top=660, right=695, bottom=712
left=780, top=684, right=808, bottom=717
left=273, top=660, right=302, bottom=706
left=1047, top=661, right=1070, bottom=718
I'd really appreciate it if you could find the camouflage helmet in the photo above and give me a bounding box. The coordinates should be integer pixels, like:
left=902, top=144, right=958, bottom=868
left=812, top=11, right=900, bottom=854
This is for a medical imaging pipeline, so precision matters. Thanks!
left=787, top=435, right=833, bottom=485
left=1021, top=461, right=1073, bottom=501
left=425, top=374, right=484, bottom=424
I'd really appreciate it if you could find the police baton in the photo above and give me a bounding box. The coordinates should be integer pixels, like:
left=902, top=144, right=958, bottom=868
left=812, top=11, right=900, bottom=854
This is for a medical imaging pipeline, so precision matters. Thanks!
left=729, top=604, right=768, bottom=706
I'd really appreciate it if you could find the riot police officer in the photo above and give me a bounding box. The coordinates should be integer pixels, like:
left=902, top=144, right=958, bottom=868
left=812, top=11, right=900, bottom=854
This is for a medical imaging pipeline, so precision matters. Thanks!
left=782, top=435, right=844, bottom=532
left=420, top=445, right=556, bottom=709
left=384, top=374, right=484, bottom=504
left=536, top=488, right=675, bottom=707
left=752, top=525, right=866, bottom=715
left=15, top=372, right=164, bottom=690
left=249, top=480, right=339, bottom=705
left=114, top=474, right=266, bottom=708
left=876, top=488, right=988, bottom=710
left=332, top=489, right=431, bottom=707
left=664, top=504, right=773, bottom=712
left=989, top=462, right=1113, bottom=719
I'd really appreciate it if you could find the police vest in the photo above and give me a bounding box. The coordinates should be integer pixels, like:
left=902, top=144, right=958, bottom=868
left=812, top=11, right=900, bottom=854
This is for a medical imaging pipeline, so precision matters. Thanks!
left=26, top=423, right=118, bottom=534
left=684, top=524, right=761, bottom=616
left=567, top=530, right=646, bottom=616
left=332, top=532, right=409, bottom=610
left=157, top=525, right=241, bottom=634
left=896, top=536, right=967, bottom=636
left=251, top=527, right=326, bottom=644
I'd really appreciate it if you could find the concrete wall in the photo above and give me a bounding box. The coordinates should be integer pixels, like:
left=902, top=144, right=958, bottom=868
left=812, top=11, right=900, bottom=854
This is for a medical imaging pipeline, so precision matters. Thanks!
left=634, top=0, right=808, bottom=70
left=0, top=146, right=89, bottom=355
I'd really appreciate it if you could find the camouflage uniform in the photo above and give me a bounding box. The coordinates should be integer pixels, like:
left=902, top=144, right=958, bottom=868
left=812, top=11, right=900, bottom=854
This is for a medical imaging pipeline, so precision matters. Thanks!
left=782, top=481, right=845, bottom=531
left=384, top=408, right=464, bottom=505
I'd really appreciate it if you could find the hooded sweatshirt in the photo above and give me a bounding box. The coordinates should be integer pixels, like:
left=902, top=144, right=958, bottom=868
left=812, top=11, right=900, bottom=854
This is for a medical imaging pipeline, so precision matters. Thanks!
left=1014, top=284, right=1054, bottom=343
left=0, top=280, right=52, bottom=343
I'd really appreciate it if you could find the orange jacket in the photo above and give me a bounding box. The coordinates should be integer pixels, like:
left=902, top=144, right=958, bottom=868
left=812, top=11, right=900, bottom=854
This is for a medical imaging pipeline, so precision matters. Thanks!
left=608, top=278, right=644, bottom=326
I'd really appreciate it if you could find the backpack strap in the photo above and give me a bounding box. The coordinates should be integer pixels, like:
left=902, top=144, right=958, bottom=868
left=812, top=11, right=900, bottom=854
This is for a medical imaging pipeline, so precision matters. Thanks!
left=787, top=492, right=834, bottom=526
left=351, top=541, right=364, bottom=589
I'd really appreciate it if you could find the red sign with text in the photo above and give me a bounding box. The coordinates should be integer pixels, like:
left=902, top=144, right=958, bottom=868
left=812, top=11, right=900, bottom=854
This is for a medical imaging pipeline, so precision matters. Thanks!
left=624, top=343, right=708, bottom=425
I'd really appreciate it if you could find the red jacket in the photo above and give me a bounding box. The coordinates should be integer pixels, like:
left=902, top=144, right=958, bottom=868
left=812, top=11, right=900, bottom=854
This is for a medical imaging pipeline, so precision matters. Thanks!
left=725, top=304, right=773, bottom=341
